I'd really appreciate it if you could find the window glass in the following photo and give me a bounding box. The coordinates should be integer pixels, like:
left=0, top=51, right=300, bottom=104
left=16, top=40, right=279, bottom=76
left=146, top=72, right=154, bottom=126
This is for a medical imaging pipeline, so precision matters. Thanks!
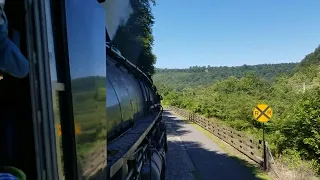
left=64, top=0, right=107, bottom=178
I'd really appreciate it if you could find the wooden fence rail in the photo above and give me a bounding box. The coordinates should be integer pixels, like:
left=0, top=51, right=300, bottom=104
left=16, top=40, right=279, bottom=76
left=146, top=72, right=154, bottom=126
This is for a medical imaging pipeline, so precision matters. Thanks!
left=167, top=106, right=273, bottom=171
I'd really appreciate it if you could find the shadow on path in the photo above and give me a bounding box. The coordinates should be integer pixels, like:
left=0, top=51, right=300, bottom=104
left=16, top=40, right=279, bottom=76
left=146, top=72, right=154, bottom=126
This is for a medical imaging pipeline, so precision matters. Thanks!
left=163, top=110, right=265, bottom=180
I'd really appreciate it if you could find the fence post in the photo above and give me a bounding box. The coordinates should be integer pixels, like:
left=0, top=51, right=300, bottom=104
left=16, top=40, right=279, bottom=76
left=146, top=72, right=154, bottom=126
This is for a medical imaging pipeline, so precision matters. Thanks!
left=192, top=112, right=194, bottom=122
left=265, top=142, right=271, bottom=172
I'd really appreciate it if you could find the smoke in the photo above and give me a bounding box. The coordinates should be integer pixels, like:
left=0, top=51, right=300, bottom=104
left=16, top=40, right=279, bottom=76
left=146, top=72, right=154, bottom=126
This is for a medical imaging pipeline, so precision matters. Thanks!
left=100, top=0, right=133, bottom=40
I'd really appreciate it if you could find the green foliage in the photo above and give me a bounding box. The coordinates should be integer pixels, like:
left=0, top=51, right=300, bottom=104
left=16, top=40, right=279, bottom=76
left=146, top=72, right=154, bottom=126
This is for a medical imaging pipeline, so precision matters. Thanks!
left=155, top=46, right=320, bottom=174
left=279, top=89, right=320, bottom=171
left=112, top=0, right=156, bottom=75
left=94, top=88, right=106, bottom=101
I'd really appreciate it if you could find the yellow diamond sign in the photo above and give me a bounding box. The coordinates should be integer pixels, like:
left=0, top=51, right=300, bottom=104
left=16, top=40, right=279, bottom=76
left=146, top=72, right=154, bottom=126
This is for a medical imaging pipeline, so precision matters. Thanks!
left=253, top=104, right=272, bottom=123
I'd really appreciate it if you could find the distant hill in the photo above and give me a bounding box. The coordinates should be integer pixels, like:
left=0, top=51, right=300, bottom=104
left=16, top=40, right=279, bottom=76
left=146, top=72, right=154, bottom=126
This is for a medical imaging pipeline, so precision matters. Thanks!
left=296, top=45, right=320, bottom=72
left=153, top=63, right=298, bottom=90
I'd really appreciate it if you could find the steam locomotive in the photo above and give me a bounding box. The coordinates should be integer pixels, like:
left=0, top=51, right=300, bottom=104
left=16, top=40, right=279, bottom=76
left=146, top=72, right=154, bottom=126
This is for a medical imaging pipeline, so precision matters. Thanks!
left=0, top=0, right=167, bottom=179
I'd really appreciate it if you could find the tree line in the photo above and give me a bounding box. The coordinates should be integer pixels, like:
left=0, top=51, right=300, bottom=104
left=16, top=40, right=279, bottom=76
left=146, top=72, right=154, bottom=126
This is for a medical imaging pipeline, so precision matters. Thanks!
left=154, top=63, right=298, bottom=91
left=154, top=46, right=320, bottom=175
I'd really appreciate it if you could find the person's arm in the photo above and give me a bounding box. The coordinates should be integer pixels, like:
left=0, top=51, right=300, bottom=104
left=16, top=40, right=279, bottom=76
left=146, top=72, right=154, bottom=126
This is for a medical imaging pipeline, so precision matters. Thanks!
left=0, top=0, right=29, bottom=79
left=0, top=0, right=5, bottom=25
left=0, top=1, right=4, bottom=81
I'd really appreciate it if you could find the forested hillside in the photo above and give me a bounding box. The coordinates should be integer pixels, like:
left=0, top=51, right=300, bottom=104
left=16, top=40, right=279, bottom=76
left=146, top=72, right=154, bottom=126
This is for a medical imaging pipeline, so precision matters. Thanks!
left=154, top=63, right=298, bottom=90
left=154, top=45, right=320, bottom=176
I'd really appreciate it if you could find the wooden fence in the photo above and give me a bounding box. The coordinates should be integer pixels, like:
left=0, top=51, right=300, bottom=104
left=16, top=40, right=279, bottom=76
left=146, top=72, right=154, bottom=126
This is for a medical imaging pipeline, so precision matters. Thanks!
left=167, top=106, right=273, bottom=171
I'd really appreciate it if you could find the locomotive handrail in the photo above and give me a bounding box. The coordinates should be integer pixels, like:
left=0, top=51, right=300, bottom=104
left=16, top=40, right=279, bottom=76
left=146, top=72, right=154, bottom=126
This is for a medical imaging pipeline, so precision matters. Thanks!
left=106, top=43, right=154, bottom=86
left=100, top=41, right=163, bottom=179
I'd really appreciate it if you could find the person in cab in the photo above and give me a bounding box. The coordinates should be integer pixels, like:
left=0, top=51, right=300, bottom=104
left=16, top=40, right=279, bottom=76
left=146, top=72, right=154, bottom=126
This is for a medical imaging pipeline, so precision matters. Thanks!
left=0, top=0, right=28, bottom=79
left=0, top=0, right=29, bottom=179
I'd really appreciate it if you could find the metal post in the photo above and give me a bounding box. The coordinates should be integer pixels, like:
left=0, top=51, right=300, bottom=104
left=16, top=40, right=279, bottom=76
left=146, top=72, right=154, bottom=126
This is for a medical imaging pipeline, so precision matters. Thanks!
left=263, top=123, right=267, bottom=171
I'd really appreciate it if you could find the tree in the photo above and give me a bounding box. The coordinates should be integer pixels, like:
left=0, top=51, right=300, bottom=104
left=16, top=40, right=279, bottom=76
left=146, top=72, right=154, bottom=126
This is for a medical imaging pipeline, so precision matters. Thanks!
left=281, top=89, right=320, bottom=168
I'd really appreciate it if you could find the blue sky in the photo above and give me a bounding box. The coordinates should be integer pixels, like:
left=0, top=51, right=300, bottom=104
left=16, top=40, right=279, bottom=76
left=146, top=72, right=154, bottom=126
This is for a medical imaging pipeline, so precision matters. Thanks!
left=152, top=0, right=320, bottom=68
left=64, top=0, right=106, bottom=79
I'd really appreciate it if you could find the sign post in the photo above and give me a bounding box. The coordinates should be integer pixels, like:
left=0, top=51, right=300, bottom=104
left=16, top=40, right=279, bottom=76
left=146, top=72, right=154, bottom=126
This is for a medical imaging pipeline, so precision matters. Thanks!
left=253, top=104, right=272, bottom=171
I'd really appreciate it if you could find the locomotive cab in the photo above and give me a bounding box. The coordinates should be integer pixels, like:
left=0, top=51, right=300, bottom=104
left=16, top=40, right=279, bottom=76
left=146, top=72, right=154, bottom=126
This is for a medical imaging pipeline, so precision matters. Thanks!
left=0, top=0, right=37, bottom=179
left=0, top=0, right=167, bottom=180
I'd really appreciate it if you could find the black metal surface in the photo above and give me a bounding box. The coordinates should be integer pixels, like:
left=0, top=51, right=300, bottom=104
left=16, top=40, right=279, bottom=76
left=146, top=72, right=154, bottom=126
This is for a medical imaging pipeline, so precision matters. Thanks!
left=107, top=112, right=159, bottom=166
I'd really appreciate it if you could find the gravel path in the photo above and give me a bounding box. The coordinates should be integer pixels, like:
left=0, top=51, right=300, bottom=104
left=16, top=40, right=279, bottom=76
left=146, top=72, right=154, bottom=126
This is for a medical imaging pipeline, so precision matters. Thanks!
left=164, top=110, right=259, bottom=180
left=165, top=114, right=196, bottom=180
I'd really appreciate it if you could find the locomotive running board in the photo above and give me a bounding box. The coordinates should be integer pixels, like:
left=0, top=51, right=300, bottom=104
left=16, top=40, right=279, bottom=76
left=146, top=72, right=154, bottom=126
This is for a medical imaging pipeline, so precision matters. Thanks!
left=107, top=109, right=162, bottom=179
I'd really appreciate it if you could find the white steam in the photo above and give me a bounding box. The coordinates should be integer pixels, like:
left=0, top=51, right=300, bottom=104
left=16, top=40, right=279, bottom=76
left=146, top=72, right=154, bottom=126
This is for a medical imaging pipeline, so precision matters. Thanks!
left=101, top=0, right=133, bottom=40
